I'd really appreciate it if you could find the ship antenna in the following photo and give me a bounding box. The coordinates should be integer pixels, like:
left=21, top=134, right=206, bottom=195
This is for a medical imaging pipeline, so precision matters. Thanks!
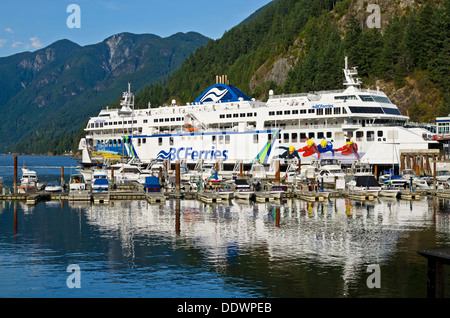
left=343, top=56, right=362, bottom=89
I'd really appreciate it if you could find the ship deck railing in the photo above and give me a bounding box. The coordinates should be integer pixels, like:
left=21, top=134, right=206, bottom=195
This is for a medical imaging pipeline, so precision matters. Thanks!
left=270, top=88, right=384, bottom=100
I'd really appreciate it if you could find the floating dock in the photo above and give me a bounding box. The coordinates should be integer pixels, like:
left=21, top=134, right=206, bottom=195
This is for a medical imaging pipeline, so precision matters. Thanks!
left=254, top=191, right=275, bottom=202
left=146, top=192, right=166, bottom=203
left=295, top=191, right=326, bottom=202
left=93, top=193, right=110, bottom=204
left=399, top=191, right=421, bottom=200
left=342, top=191, right=376, bottom=201
left=198, top=192, right=224, bottom=203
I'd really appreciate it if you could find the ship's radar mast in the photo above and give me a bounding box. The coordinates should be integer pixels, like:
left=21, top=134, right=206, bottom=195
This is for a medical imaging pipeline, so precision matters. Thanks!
left=343, top=56, right=362, bottom=90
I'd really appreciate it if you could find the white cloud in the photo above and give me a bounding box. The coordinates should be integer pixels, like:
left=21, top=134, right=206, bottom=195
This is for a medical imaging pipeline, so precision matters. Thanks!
left=5, top=28, right=14, bottom=34
left=11, top=41, right=23, bottom=49
left=0, top=39, right=7, bottom=48
left=29, top=36, right=43, bottom=49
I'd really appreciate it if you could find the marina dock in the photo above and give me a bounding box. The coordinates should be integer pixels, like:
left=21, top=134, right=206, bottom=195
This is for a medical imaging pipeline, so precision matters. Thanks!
left=2, top=183, right=444, bottom=205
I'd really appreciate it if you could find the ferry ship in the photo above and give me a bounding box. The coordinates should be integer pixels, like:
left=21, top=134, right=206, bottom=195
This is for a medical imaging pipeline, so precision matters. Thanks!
left=79, top=57, right=438, bottom=172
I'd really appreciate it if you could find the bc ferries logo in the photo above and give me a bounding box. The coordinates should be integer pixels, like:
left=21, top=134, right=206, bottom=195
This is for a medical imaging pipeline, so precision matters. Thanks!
left=312, top=104, right=334, bottom=109
left=199, top=87, right=228, bottom=103
left=157, top=147, right=229, bottom=161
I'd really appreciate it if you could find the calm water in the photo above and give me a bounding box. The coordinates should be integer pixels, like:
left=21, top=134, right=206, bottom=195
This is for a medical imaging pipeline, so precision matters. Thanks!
left=0, top=155, right=79, bottom=188
left=0, top=155, right=449, bottom=298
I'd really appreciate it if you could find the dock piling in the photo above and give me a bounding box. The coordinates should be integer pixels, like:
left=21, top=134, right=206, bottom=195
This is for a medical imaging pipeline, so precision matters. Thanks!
left=14, top=156, right=17, bottom=194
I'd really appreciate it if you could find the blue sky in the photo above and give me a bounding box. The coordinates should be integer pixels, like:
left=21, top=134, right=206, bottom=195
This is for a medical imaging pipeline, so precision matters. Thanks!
left=0, top=0, right=272, bottom=57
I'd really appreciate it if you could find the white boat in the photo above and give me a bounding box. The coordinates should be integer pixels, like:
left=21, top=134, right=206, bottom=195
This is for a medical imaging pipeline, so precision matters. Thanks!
left=401, top=169, right=419, bottom=181
left=78, top=57, right=437, bottom=171
left=189, top=163, right=222, bottom=182
left=413, top=178, right=430, bottom=190
left=213, top=188, right=234, bottom=200
left=19, top=167, right=42, bottom=193
left=435, top=170, right=450, bottom=182
left=347, top=175, right=381, bottom=196
left=249, top=160, right=267, bottom=179
left=109, top=162, right=150, bottom=183
left=380, top=173, right=408, bottom=188
left=92, top=178, right=109, bottom=193
left=69, top=173, right=88, bottom=193
left=268, top=185, right=287, bottom=199
left=45, top=181, right=63, bottom=193
left=306, top=159, right=346, bottom=185
left=379, top=185, right=399, bottom=198
left=234, top=179, right=254, bottom=200
left=0, top=177, right=8, bottom=195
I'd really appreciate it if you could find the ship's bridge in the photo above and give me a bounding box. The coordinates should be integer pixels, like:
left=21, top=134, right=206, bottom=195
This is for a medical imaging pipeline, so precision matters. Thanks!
left=193, top=84, right=252, bottom=104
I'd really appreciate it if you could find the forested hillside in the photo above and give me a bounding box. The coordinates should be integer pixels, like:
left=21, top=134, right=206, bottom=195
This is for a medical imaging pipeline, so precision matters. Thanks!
left=135, top=0, right=449, bottom=124
left=1, top=32, right=209, bottom=155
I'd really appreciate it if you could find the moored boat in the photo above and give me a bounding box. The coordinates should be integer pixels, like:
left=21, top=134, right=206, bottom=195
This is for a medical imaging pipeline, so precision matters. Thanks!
left=45, top=181, right=63, bottom=193
left=19, top=167, right=42, bottom=193
left=234, top=179, right=254, bottom=200
left=379, top=185, right=399, bottom=198
left=347, top=175, right=381, bottom=196
left=269, top=185, right=287, bottom=199
left=92, top=178, right=109, bottom=193
left=69, top=173, right=88, bottom=193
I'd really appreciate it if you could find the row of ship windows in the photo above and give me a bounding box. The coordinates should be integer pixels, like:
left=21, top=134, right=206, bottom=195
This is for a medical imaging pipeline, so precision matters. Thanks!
left=219, top=112, right=258, bottom=119
left=148, top=129, right=388, bottom=147
left=89, top=120, right=140, bottom=128
left=268, top=108, right=345, bottom=116
left=98, top=128, right=389, bottom=147
left=272, top=130, right=385, bottom=143
left=335, top=95, right=392, bottom=104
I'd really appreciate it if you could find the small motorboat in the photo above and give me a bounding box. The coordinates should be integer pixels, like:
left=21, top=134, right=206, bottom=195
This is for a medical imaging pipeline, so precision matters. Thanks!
left=45, top=181, right=63, bottom=193
left=234, top=179, right=254, bottom=200
left=347, top=175, right=381, bottom=196
left=269, top=185, right=287, bottom=199
left=69, top=174, right=88, bottom=193
left=379, top=185, right=399, bottom=198
left=92, top=178, right=109, bottom=193
left=143, top=176, right=161, bottom=193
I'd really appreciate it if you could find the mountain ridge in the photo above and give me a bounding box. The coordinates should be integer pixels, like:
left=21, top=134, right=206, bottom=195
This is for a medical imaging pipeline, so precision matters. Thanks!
left=0, top=31, right=210, bottom=154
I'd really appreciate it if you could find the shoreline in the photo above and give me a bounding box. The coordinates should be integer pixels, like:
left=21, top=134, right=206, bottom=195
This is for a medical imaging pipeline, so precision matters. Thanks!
left=0, top=153, right=81, bottom=159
